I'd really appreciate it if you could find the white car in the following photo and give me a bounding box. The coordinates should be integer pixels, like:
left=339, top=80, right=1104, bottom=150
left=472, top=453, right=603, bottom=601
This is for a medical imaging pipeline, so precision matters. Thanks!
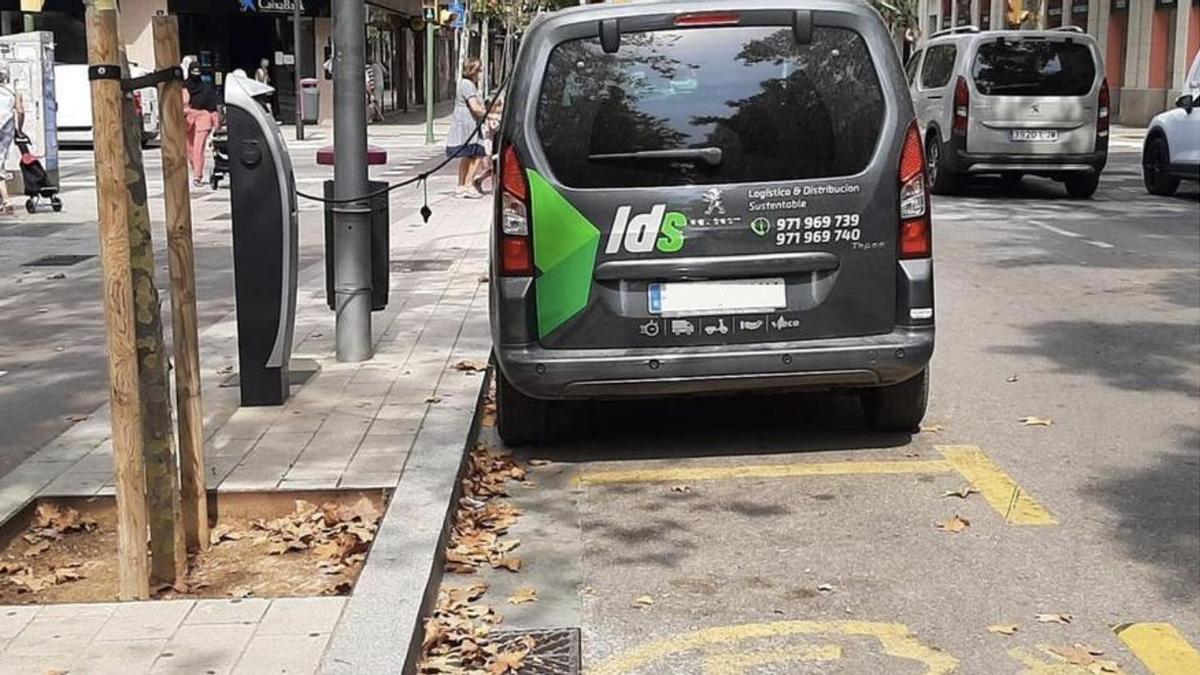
left=54, top=63, right=160, bottom=147
left=1143, top=53, right=1200, bottom=195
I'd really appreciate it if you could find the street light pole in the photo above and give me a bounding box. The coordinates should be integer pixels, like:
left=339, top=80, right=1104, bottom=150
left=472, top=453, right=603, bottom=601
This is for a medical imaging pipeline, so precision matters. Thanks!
left=425, top=6, right=435, bottom=145
left=332, top=0, right=372, bottom=362
left=293, top=0, right=304, bottom=141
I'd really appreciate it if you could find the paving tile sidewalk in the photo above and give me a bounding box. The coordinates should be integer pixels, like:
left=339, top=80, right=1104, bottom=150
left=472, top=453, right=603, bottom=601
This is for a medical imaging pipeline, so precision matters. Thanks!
left=0, top=150, right=493, bottom=673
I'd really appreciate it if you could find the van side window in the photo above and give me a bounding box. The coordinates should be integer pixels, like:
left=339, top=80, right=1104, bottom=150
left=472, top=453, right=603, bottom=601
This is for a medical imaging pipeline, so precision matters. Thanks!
left=920, top=44, right=956, bottom=89
left=905, top=50, right=923, bottom=85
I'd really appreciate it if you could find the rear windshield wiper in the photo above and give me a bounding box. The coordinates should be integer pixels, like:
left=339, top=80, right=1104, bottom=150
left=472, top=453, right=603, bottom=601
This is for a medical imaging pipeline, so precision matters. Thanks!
left=588, top=147, right=723, bottom=167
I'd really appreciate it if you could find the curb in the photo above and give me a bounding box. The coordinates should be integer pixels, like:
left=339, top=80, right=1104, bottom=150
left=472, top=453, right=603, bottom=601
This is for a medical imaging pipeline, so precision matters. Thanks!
left=321, top=367, right=489, bottom=674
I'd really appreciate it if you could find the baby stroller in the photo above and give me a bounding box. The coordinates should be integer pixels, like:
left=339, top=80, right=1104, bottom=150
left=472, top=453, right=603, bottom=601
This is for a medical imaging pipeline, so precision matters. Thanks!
left=15, top=132, right=61, bottom=213
left=209, top=122, right=229, bottom=190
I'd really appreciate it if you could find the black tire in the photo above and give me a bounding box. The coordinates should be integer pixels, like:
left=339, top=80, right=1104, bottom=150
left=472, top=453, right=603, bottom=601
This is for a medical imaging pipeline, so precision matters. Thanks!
left=863, top=368, right=929, bottom=432
left=1064, top=172, right=1100, bottom=199
left=925, top=133, right=957, bottom=195
left=496, top=369, right=551, bottom=446
left=50, top=196, right=62, bottom=212
left=24, top=199, right=35, bottom=214
left=1143, top=136, right=1180, bottom=196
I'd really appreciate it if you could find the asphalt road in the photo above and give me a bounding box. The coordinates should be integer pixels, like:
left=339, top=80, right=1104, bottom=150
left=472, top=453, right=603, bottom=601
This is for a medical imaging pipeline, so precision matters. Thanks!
left=457, top=145, right=1200, bottom=674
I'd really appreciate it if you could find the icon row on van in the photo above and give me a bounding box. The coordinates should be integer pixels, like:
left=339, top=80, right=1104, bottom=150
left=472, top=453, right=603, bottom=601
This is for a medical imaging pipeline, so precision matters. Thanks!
left=637, top=314, right=803, bottom=340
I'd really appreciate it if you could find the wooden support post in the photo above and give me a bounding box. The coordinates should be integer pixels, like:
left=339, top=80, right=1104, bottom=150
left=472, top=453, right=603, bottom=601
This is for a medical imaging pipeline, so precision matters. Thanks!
left=84, top=0, right=150, bottom=601
left=119, top=43, right=187, bottom=586
left=152, top=15, right=208, bottom=553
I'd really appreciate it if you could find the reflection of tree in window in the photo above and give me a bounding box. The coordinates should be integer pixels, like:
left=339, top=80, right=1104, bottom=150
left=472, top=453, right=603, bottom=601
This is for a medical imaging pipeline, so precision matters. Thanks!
left=535, top=27, right=883, bottom=188
left=972, top=41, right=1094, bottom=96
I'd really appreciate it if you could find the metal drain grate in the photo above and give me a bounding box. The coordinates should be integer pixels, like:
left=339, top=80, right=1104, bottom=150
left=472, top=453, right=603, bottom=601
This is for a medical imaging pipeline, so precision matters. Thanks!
left=392, top=259, right=453, bottom=273
left=490, top=627, right=581, bottom=675
left=22, top=254, right=96, bottom=267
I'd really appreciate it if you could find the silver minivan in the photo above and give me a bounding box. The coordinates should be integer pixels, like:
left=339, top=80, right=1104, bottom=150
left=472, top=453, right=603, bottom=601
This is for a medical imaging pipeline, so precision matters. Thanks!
left=907, top=26, right=1108, bottom=198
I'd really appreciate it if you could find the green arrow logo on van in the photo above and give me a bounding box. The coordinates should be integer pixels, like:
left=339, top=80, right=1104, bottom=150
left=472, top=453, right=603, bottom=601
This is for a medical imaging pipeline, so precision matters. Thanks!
left=750, top=217, right=771, bottom=237
left=527, top=170, right=601, bottom=339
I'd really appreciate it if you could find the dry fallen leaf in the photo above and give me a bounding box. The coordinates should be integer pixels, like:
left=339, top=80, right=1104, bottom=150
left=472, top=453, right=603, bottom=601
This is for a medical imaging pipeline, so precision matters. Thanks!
left=1049, top=644, right=1100, bottom=666
left=816, top=583, right=835, bottom=593
left=1007, top=374, right=1019, bottom=383
left=508, top=586, right=538, bottom=605
left=494, top=557, right=522, bottom=573
left=23, top=541, right=51, bottom=558
left=936, top=515, right=971, bottom=533
left=941, top=486, right=978, bottom=499
left=920, top=424, right=945, bottom=433
left=1019, top=416, right=1054, bottom=427
left=65, top=414, right=88, bottom=423
left=452, top=359, right=488, bottom=373
left=670, top=485, right=692, bottom=493
left=633, top=595, right=654, bottom=607
left=527, top=459, right=550, bottom=467
left=987, top=624, right=1019, bottom=636
left=1035, top=612, right=1073, bottom=624
left=425, top=396, right=443, bottom=404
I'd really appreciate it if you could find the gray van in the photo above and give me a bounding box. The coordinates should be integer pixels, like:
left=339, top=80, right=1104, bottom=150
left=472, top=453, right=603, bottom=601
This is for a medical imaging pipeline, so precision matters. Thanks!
left=907, top=26, right=1109, bottom=198
left=489, top=0, right=934, bottom=444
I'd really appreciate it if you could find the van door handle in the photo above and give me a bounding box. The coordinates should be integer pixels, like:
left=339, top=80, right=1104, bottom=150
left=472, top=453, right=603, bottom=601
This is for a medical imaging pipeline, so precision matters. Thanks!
left=927, top=94, right=944, bottom=100
left=595, top=252, right=840, bottom=281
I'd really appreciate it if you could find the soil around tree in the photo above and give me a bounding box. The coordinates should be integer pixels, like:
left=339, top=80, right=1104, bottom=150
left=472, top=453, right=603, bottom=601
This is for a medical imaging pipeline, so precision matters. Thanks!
left=0, top=491, right=386, bottom=605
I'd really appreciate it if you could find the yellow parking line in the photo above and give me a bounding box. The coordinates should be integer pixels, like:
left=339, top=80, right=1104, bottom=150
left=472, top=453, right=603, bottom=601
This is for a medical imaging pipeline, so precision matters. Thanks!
left=590, top=620, right=958, bottom=675
left=574, top=459, right=956, bottom=486
left=937, top=445, right=1057, bottom=526
left=1115, top=623, right=1200, bottom=675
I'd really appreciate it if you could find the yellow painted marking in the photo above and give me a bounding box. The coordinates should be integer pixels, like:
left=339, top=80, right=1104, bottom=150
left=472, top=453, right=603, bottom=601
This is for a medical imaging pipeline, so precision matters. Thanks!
left=1008, top=646, right=1126, bottom=674
left=575, top=459, right=955, bottom=486
left=1115, top=623, right=1200, bottom=675
left=589, top=620, right=959, bottom=675
left=938, top=445, right=1057, bottom=525
left=703, top=644, right=841, bottom=674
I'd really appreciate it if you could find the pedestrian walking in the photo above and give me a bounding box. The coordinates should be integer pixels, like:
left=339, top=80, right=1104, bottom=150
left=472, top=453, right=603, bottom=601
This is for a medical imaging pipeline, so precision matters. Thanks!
left=445, top=58, right=487, bottom=199
left=254, top=58, right=270, bottom=86
left=0, top=70, right=25, bottom=215
left=183, top=63, right=220, bottom=189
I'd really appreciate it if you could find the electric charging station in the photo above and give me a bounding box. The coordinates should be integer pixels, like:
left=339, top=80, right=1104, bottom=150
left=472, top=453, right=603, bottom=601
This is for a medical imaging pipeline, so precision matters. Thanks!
left=226, top=75, right=299, bottom=406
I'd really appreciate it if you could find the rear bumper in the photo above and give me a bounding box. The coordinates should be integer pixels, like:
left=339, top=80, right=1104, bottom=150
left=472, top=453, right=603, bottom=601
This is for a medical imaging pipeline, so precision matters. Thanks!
left=947, top=135, right=1108, bottom=174
left=496, top=326, right=934, bottom=400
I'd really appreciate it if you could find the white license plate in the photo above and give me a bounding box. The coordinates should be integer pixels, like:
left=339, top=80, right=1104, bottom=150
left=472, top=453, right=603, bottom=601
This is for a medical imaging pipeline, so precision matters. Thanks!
left=1009, top=129, right=1058, bottom=142
left=648, top=278, right=786, bottom=316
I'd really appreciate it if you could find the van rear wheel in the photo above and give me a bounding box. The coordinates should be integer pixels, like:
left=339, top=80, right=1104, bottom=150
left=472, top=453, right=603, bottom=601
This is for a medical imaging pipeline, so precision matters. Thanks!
left=926, top=135, right=957, bottom=195
left=863, top=368, right=928, bottom=432
left=496, top=370, right=551, bottom=446
left=1064, top=173, right=1100, bottom=199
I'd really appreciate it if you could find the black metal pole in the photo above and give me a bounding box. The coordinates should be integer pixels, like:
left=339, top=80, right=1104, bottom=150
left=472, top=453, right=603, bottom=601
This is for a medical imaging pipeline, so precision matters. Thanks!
left=332, top=0, right=372, bottom=362
left=293, top=0, right=304, bottom=141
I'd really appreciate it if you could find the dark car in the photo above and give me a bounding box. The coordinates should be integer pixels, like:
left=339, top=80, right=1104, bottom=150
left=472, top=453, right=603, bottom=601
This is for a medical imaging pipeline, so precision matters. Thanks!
left=490, top=0, right=934, bottom=444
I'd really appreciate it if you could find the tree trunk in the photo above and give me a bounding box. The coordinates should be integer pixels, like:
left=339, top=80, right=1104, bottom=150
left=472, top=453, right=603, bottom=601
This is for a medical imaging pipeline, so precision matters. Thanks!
left=121, top=51, right=187, bottom=586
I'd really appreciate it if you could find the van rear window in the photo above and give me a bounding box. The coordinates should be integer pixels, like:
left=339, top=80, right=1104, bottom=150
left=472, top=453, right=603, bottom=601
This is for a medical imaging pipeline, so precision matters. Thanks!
left=534, top=26, right=884, bottom=188
left=972, top=40, right=1096, bottom=96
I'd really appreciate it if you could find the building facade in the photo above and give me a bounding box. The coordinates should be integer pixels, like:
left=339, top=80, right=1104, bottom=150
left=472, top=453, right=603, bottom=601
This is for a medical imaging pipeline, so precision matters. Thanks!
left=919, top=0, right=1200, bottom=125
left=0, top=0, right=458, bottom=124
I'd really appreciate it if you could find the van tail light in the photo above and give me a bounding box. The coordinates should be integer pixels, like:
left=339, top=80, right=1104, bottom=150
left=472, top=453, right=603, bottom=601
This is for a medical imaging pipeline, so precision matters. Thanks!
left=674, top=12, right=740, bottom=27
left=1097, top=78, right=1110, bottom=138
left=132, top=90, right=143, bottom=117
left=499, top=144, right=534, bottom=277
left=898, top=121, right=931, bottom=259
left=952, top=76, right=969, bottom=137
